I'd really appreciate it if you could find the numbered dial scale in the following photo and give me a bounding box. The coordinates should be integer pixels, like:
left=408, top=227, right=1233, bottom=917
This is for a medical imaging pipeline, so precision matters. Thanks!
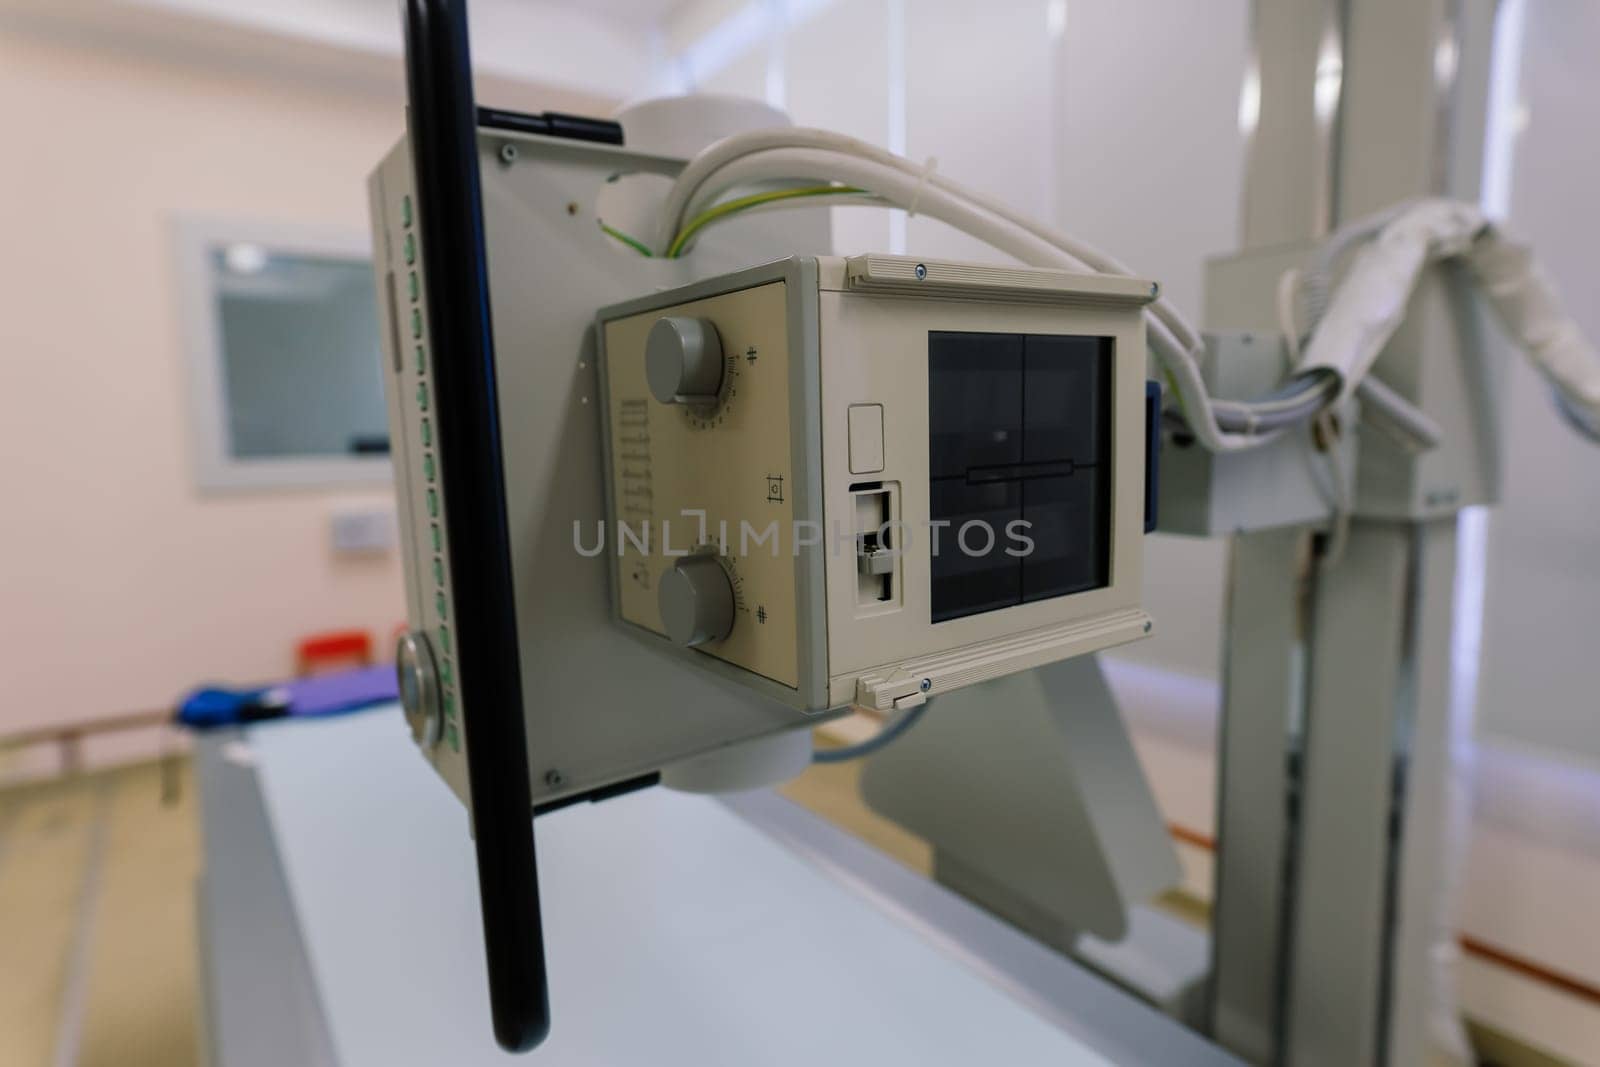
left=599, top=272, right=815, bottom=700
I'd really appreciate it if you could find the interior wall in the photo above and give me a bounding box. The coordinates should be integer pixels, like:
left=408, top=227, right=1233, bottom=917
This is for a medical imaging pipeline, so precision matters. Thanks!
left=1047, top=0, right=1246, bottom=683
left=781, top=0, right=893, bottom=256
left=0, top=23, right=608, bottom=749
left=1474, top=0, right=1600, bottom=767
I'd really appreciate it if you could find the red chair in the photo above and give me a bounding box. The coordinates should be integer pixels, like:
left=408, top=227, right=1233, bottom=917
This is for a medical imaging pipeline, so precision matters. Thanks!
left=295, top=630, right=374, bottom=677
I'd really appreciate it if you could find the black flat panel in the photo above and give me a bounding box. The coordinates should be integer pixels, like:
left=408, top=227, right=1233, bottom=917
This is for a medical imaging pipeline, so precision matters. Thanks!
left=1022, top=335, right=1112, bottom=465
left=402, top=0, right=549, bottom=1052
left=930, top=479, right=1022, bottom=623
left=1021, top=471, right=1110, bottom=601
left=928, top=331, right=1113, bottom=624
left=929, top=332, right=1022, bottom=479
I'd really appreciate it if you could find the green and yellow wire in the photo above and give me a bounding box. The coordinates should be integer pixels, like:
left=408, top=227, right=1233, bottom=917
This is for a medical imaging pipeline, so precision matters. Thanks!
left=598, top=184, right=867, bottom=259
left=598, top=221, right=654, bottom=257
left=666, top=184, right=865, bottom=258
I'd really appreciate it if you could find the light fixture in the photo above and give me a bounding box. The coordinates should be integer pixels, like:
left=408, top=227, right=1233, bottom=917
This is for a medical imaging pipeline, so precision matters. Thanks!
left=224, top=242, right=269, bottom=275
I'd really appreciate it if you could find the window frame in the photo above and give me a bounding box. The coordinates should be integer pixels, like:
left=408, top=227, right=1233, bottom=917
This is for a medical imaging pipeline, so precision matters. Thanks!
left=176, top=216, right=392, bottom=492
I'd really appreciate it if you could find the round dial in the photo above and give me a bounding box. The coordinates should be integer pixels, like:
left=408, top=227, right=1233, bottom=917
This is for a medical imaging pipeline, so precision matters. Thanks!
left=395, top=630, right=442, bottom=748
left=646, top=316, right=724, bottom=406
left=658, top=554, right=735, bottom=647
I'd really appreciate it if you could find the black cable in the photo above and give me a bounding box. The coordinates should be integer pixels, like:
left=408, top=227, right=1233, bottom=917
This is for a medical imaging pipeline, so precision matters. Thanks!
left=813, top=698, right=933, bottom=764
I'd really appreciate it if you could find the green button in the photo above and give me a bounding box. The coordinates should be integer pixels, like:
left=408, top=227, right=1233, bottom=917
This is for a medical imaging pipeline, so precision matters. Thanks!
left=416, top=383, right=428, bottom=411
left=415, top=345, right=426, bottom=374
left=426, top=488, right=438, bottom=517
left=401, top=195, right=413, bottom=227
left=423, top=454, right=436, bottom=482
left=443, top=691, right=456, bottom=718
left=439, top=659, right=453, bottom=686
left=411, top=308, right=422, bottom=339
left=433, top=556, right=444, bottom=586
left=408, top=272, right=419, bottom=302
left=430, top=522, right=441, bottom=552
left=436, top=591, right=448, bottom=618
left=447, top=723, right=460, bottom=752
left=404, top=233, right=415, bottom=264
left=438, top=625, right=450, bottom=653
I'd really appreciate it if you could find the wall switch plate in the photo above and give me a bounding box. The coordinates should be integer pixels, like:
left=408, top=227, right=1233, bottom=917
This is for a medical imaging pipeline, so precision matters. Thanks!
left=330, top=508, right=397, bottom=555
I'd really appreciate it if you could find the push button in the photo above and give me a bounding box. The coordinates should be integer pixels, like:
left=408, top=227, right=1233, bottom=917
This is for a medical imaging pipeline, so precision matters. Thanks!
left=848, top=404, right=884, bottom=475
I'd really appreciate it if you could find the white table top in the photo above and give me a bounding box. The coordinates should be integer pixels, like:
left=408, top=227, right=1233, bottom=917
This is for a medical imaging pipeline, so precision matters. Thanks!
left=217, top=706, right=1229, bottom=1065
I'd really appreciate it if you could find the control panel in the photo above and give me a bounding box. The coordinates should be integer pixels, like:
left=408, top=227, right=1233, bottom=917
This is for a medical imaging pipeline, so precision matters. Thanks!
left=598, top=256, right=1159, bottom=714
left=369, top=156, right=469, bottom=804
left=601, top=279, right=809, bottom=693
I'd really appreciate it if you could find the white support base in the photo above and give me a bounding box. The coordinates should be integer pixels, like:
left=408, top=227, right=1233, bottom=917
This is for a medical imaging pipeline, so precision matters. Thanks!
left=859, top=654, right=1181, bottom=943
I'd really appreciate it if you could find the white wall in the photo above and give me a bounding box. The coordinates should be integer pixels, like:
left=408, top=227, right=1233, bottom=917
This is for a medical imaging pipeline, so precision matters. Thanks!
left=902, top=0, right=1057, bottom=263
left=782, top=0, right=894, bottom=256
left=1048, top=0, right=1246, bottom=682
left=43, top=0, right=661, bottom=101
left=1475, top=0, right=1600, bottom=767
left=0, top=17, right=609, bottom=761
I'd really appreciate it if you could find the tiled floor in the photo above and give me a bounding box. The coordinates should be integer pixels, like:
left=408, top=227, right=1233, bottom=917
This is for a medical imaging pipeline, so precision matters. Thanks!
left=0, top=761, right=198, bottom=1067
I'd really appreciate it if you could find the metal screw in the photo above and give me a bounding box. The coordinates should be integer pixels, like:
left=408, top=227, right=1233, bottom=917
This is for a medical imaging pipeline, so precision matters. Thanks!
left=1150, top=282, right=1160, bottom=299
left=1143, top=621, right=1153, bottom=633
left=566, top=202, right=579, bottom=216
left=914, top=263, right=927, bottom=280
left=919, top=677, right=932, bottom=692
left=498, top=143, right=519, bottom=165
left=544, top=769, right=565, bottom=788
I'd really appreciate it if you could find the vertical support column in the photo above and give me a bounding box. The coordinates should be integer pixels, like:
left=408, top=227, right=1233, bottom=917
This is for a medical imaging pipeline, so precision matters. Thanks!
left=1281, top=518, right=1459, bottom=1065
left=1208, top=3, right=1347, bottom=1060
left=1208, top=528, right=1309, bottom=1063
left=1280, top=521, right=1430, bottom=1065
left=1238, top=0, right=1348, bottom=247
left=1384, top=518, right=1465, bottom=1066
left=1211, top=2, right=1497, bottom=1063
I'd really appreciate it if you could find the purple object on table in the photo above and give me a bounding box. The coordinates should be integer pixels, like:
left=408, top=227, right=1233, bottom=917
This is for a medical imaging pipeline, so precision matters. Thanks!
left=178, top=664, right=400, bottom=730
left=281, top=664, right=399, bottom=717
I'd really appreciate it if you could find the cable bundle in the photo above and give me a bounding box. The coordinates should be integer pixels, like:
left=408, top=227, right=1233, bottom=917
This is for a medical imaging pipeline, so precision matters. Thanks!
left=605, top=127, right=1600, bottom=455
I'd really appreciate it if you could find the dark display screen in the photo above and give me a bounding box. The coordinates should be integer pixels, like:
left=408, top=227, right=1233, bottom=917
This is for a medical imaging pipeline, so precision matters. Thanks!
left=928, top=331, right=1113, bottom=623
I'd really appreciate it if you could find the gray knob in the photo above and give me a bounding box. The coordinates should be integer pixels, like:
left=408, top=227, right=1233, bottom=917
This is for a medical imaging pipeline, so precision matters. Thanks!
left=646, top=316, right=723, bottom=405
left=658, top=555, right=735, bottom=647
left=395, top=630, right=442, bottom=749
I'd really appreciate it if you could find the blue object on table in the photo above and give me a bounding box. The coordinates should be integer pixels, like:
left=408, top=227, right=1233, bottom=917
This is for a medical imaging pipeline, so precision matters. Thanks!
left=178, top=664, right=398, bottom=729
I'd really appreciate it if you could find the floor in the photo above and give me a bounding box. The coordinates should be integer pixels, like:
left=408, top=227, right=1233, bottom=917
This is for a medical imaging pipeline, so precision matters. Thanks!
left=0, top=760, right=199, bottom=1067
left=0, top=747, right=950, bottom=1067
left=0, top=741, right=1578, bottom=1066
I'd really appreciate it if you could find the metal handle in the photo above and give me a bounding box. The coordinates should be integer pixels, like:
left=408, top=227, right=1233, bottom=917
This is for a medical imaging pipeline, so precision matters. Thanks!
left=401, top=0, right=550, bottom=1052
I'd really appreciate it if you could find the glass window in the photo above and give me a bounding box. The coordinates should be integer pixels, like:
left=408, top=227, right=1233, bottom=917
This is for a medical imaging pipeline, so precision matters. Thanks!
left=179, top=220, right=390, bottom=490
left=213, top=248, right=388, bottom=461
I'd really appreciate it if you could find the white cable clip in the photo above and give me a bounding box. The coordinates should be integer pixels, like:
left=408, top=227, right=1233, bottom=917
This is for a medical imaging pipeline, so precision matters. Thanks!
left=907, top=156, right=939, bottom=219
